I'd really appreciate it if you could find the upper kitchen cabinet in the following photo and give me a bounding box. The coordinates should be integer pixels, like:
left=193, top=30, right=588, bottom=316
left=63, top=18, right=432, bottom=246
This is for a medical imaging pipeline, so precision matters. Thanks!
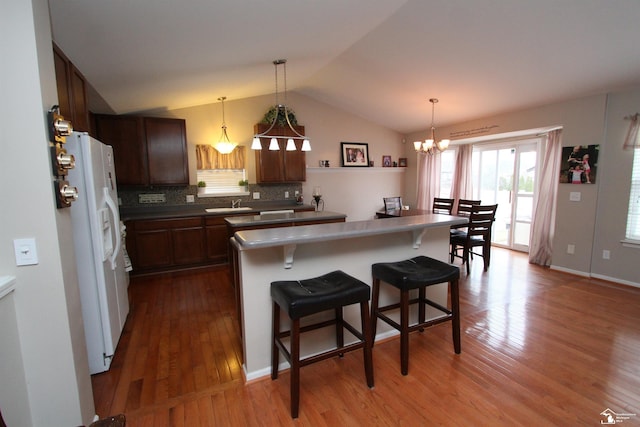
left=53, top=43, right=90, bottom=132
left=254, top=124, right=306, bottom=183
left=94, top=114, right=188, bottom=186
left=144, top=117, right=188, bottom=185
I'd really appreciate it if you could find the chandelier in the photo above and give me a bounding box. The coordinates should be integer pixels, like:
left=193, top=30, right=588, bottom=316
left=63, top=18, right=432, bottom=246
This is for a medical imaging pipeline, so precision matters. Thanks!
left=414, top=98, right=450, bottom=154
left=251, top=59, right=311, bottom=152
left=214, top=96, right=237, bottom=154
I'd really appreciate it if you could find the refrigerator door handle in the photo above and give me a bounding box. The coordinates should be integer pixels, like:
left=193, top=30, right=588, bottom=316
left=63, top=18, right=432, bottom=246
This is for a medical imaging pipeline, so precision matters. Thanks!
left=103, top=187, right=121, bottom=270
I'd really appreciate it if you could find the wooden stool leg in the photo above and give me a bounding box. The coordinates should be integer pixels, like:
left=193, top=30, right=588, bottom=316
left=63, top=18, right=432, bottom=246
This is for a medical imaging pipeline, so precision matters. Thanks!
left=451, top=279, right=461, bottom=354
left=418, top=286, right=426, bottom=332
left=290, top=318, right=300, bottom=419
left=360, top=300, right=374, bottom=388
left=370, top=277, right=380, bottom=346
left=400, top=288, right=409, bottom=375
left=271, top=302, right=280, bottom=380
left=335, top=307, right=344, bottom=357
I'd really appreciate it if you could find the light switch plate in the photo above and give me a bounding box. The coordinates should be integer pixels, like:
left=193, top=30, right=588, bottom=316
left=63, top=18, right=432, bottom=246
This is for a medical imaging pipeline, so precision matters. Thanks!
left=186, top=195, right=195, bottom=203
left=253, top=192, right=260, bottom=200
left=14, top=238, right=39, bottom=266
left=569, top=191, right=581, bottom=201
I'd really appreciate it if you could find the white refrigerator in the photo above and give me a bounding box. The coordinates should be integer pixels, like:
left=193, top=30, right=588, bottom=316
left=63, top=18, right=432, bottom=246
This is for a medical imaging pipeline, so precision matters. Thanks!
left=66, top=132, right=130, bottom=375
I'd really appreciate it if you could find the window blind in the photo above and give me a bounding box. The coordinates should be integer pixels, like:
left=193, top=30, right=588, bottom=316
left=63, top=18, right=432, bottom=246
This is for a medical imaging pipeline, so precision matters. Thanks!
left=626, top=148, right=640, bottom=241
left=197, top=169, right=245, bottom=194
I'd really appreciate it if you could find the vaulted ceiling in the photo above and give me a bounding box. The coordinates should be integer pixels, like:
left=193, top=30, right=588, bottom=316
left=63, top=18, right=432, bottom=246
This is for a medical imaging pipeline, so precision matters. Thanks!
left=49, top=0, right=640, bottom=134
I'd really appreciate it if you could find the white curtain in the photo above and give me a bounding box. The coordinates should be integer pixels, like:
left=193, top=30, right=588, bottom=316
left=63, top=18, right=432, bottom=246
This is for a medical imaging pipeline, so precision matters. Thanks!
left=623, top=113, right=640, bottom=149
left=449, top=144, right=474, bottom=211
left=529, top=129, right=563, bottom=266
left=416, top=152, right=441, bottom=210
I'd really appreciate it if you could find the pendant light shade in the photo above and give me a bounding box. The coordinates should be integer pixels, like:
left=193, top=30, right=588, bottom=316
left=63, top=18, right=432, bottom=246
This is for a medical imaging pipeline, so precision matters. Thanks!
left=214, top=97, right=237, bottom=154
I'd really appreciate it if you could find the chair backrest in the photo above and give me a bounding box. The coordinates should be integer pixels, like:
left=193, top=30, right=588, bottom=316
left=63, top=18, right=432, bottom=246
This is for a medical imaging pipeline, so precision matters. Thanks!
left=383, top=197, right=402, bottom=211
left=467, top=204, right=498, bottom=239
left=432, top=197, right=455, bottom=214
left=457, top=199, right=481, bottom=216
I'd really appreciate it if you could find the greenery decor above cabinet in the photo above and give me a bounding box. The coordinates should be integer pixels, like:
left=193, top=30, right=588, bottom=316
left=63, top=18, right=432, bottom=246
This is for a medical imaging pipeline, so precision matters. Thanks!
left=94, top=114, right=188, bottom=186
left=254, top=124, right=306, bottom=183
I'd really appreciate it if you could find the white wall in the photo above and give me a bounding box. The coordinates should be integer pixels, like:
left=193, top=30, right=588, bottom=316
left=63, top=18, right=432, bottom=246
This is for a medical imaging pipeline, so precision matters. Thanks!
left=0, top=0, right=95, bottom=425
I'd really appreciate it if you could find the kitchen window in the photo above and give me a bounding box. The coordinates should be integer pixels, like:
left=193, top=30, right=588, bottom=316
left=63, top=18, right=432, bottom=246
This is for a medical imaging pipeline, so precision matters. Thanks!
left=196, top=145, right=248, bottom=197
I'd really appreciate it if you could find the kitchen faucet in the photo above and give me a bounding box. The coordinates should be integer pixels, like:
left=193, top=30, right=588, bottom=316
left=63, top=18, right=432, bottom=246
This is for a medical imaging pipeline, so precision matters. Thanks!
left=232, top=199, right=242, bottom=208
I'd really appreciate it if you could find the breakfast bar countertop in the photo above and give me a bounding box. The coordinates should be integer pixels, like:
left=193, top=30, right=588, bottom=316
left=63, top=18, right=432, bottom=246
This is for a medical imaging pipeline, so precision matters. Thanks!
left=233, top=213, right=467, bottom=250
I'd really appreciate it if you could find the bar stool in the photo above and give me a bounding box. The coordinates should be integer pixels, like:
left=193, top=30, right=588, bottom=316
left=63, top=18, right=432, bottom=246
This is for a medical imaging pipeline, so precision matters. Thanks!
left=371, top=256, right=460, bottom=375
left=271, top=270, right=374, bottom=419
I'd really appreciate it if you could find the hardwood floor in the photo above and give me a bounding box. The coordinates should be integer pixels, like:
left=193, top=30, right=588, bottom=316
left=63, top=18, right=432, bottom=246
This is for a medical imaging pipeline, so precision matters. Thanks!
left=92, top=248, right=640, bottom=426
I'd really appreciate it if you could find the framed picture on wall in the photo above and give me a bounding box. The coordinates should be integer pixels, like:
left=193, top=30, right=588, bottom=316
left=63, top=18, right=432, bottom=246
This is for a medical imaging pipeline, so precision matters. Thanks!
left=559, top=145, right=599, bottom=184
left=382, top=155, right=392, bottom=167
left=341, top=142, right=370, bottom=167
left=398, top=157, right=407, bottom=167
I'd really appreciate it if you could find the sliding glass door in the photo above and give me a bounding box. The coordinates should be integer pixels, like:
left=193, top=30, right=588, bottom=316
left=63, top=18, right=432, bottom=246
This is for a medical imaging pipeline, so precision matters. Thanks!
left=472, top=139, right=539, bottom=252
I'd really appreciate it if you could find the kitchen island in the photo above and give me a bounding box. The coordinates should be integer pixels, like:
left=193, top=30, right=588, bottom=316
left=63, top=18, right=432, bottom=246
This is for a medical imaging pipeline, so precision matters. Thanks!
left=231, top=213, right=467, bottom=381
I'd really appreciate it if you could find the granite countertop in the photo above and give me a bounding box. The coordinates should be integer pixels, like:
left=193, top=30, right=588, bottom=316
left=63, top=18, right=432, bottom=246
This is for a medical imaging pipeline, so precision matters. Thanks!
left=225, top=210, right=346, bottom=227
left=233, top=213, right=468, bottom=250
left=119, top=202, right=316, bottom=221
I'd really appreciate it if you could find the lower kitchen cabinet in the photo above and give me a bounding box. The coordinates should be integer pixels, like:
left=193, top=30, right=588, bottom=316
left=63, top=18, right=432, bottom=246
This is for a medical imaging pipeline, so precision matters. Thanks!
left=125, top=217, right=206, bottom=274
left=205, top=216, right=237, bottom=264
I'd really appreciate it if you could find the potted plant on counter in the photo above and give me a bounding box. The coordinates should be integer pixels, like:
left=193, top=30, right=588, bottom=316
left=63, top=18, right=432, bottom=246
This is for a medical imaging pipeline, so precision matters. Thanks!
left=238, top=179, right=249, bottom=192
left=197, top=181, right=206, bottom=195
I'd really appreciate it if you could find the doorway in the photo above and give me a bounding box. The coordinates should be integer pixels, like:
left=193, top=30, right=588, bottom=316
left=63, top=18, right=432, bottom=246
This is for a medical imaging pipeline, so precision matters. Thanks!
left=471, top=139, right=540, bottom=252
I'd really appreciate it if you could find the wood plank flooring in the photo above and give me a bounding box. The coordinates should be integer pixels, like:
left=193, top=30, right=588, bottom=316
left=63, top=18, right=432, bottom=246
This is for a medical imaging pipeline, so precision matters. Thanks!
left=91, top=248, right=640, bottom=426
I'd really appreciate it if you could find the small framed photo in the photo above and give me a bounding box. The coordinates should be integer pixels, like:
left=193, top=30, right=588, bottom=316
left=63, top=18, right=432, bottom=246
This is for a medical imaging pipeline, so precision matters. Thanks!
left=382, top=155, right=392, bottom=167
left=398, top=157, right=407, bottom=167
left=341, top=142, right=370, bottom=167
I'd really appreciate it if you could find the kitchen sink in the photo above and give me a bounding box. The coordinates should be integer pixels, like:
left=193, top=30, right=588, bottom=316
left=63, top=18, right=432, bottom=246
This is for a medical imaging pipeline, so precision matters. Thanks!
left=205, top=207, right=253, bottom=213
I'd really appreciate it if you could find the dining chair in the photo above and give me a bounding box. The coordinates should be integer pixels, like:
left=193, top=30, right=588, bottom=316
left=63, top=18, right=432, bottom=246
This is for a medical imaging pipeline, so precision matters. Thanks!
left=450, top=204, right=498, bottom=275
left=456, top=199, right=481, bottom=217
left=383, top=197, right=402, bottom=211
left=432, top=197, right=455, bottom=214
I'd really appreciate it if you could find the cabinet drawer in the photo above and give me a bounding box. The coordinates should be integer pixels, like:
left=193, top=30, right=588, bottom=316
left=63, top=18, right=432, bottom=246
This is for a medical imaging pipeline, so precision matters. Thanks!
left=135, top=217, right=203, bottom=230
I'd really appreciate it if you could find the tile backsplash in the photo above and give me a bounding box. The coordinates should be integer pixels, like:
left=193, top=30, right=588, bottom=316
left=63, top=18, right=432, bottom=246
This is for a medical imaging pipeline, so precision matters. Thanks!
left=118, top=184, right=302, bottom=208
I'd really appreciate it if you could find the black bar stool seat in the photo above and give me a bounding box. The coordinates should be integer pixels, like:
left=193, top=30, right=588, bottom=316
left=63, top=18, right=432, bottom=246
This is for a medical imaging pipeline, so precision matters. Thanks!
left=271, top=270, right=374, bottom=419
left=371, top=256, right=461, bottom=375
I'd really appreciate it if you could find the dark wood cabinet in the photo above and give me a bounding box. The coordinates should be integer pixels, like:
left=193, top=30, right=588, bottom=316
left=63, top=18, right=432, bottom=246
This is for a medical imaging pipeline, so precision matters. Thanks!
left=53, top=43, right=90, bottom=132
left=144, top=117, right=188, bottom=185
left=254, top=124, right=306, bottom=183
left=94, top=114, right=188, bottom=186
left=125, top=217, right=206, bottom=275
left=205, top=216, right=234, bottom=264
left=94, top=115, right=147, bottom=185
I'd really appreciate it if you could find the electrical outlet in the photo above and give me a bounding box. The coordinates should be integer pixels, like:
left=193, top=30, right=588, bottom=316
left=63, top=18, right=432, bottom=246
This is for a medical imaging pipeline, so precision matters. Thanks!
left=253, top=192, right=260, bottom=200
left=603, top=250, right=610, bottom=259
left=295, top=190, right=299, bottom=196
left=567, top=244, right=575, bottom=254
left=285, top=191, right=289, bottom=198
left=186, top=195, right=195, bottom=203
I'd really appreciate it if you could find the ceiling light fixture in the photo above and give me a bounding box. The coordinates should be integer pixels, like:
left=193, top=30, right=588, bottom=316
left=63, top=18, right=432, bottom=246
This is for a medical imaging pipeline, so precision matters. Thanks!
left=214, top=96, right=237, bottom=154
left=414, top=98, right=450, bottom=154
left=251, top=59, right=311, bottom=152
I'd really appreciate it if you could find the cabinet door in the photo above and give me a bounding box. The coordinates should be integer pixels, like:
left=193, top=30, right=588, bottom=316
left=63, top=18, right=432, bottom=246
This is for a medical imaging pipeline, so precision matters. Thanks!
left=206, top=217, right=229, bottom=264
left=94, top=115, right=148, bottom=186
left=284, top=139, right=306, bottom=182
left=254, top=124, right=306, bottom=183
left=144, top=117, right=188, bottom=185
left=53, top=46, right=72, bottom=123
left=52, top=44, right=90, bottom=132
left=134, top=229, right=172, bottom=269
left=69, top=64, right=90, bottom=132
left=172, top=226, right=206, bottom=264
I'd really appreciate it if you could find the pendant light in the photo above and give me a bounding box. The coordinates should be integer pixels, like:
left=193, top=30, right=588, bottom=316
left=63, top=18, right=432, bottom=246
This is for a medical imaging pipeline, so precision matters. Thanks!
left=251, top=59, right=311, bottom=151
left=414, top=98, right=450, bottom=154
left=214, top=96, right=237, bottom=154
